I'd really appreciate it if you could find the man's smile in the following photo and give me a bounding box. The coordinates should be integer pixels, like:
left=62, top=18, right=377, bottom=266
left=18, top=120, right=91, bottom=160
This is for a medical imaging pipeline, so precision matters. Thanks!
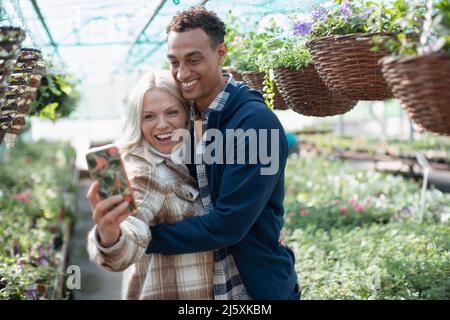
left=180, top=79, right=199, bottom=89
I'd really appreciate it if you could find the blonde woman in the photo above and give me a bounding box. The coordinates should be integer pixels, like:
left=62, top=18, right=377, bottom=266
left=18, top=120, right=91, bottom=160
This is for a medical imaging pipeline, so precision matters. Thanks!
left=86, top=70, right=213, bottom=299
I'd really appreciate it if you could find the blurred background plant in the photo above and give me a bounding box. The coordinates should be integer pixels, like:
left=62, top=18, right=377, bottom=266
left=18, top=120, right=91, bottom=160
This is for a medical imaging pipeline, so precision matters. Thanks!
left=28, top=62, right=81, bottom=121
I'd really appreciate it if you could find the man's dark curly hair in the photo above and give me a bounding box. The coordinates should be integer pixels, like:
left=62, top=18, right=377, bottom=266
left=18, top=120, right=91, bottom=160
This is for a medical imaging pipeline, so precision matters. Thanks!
left=166, top=6, right=226, bottom=49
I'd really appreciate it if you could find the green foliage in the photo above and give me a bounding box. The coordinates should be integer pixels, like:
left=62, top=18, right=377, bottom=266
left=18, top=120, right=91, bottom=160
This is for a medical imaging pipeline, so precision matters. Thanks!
left=379, top=0, right=449, bottom=55
left=283, top=145, right=450, bottom=299
left=262, top=72, right=275, bottom=110
left=29, top=69, right=81, bottom=121
left=257, top=36, right=312, bottom=71
left=290, top=222, right=450, bottom=299
left=224, top=12, right=284, bottom=72
left=0, top=140, right=77, bottom=299
left=284, top=154, right=450, bottom=232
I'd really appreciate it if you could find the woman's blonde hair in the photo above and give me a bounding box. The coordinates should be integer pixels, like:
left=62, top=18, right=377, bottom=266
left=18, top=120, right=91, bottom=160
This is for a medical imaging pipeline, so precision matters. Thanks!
left=116, top=70, right=188, bottom=155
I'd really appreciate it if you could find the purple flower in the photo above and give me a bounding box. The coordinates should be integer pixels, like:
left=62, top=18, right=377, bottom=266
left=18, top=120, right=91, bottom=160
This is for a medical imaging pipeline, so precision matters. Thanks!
left=364, top=5, right=377, bottom=18
left=312, top=6, right=328, bottom=20
left=293, top=21, right=313, bottom=36
left=24, top=287, right=37, bottom=299
left=340, top=1, right=353, bottom=19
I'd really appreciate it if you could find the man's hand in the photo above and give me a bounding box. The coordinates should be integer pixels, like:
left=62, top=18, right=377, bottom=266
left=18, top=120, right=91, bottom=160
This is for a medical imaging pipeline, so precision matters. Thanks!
left=86, top=180, right=131, bottom=247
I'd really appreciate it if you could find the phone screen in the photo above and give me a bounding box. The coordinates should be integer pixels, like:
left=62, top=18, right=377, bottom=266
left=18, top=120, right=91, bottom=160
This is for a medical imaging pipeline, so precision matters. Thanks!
left=85, top=144, right=137, bottom=213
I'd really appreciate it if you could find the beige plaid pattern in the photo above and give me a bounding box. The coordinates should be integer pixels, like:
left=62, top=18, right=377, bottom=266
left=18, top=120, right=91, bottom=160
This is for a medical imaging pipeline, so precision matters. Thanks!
left=87, top=140, right=214, bottom=300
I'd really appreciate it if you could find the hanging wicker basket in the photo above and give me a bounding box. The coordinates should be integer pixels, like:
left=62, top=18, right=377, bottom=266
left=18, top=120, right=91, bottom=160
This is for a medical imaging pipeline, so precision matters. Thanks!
left=0, top=48, right=46, bottom=137
left=241, top=70, right=289, bottom=110
left=380, top=53, right=450, bottom=135
left=0, top=27, right=26, bottom=109
left=222, top=66, right=243, bottom=81
left=273, top=66, right=356, bottom=117
left=307, top=32, right=395, bottom=101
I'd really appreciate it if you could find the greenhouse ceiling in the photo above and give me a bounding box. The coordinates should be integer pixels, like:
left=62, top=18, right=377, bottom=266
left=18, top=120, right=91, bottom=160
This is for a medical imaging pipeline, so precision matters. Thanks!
left=0, top=0, right=324, bottom=81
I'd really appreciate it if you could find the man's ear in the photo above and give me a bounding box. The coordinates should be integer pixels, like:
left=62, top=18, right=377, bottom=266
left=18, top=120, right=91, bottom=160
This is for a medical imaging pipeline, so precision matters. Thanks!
left=217, top=43, right=227, bottom=65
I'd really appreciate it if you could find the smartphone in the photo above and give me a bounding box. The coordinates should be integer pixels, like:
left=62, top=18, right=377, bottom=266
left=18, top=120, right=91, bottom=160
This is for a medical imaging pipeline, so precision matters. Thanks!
left=85, top=144, right=137, bottom=213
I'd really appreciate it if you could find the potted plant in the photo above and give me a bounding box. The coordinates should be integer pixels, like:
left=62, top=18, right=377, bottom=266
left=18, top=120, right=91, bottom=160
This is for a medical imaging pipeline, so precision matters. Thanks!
left=28, top=66, right=80, bottom=121
left=258, top=32, right=356, bottom=116
left=306, top=0, right=421, bottom=101
left=224, top=13, right=288, bottom=109
left=380, top=0, right=450, bottom=135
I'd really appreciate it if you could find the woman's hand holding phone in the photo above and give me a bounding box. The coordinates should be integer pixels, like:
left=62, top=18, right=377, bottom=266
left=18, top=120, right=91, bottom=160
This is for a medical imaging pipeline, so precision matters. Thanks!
left=86, top=180, right=131, bottom=247
left=85, top=144, right=138, bottom=247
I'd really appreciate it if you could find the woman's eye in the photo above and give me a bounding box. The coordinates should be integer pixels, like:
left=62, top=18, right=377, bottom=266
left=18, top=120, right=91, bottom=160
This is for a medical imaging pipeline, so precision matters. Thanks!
left=144, top=115, right=154, bottom=120
left=168, top=110, right=179, bottom=116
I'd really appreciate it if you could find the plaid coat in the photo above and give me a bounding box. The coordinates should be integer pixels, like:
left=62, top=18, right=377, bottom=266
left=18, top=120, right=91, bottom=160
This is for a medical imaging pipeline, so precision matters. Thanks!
left=87, top=140, right=214, bottom=299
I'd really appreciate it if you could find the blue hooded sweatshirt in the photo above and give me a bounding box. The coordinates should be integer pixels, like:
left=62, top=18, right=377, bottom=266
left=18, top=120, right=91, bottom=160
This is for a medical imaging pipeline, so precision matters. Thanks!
left=146, top=82, right=298, bottom=299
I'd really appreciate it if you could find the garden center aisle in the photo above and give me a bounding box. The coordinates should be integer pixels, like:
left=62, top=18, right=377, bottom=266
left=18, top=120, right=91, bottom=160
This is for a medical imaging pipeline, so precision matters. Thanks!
left=69, top=178, right=122, bottom=300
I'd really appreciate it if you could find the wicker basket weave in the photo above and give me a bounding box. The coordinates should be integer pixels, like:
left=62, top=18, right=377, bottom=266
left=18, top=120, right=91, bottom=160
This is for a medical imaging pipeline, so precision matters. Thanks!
left=0, top=27, right=25, bottom=109
left=273, top=66, right=356, bottom=117
left=381, top=53, right=450, bottom=135
left=222, top=66, right=243, bottom=81
left=241, top=70, right=289, bottom=110
left=307, top=32, right=395, bottom=101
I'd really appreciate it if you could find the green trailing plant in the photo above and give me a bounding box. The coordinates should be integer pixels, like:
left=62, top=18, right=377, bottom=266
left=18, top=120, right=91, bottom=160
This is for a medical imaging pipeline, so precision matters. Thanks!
left=29, top=67, right=81, bottom=121
left=380, top=0, right=450, bottom=55
left=261, top=71, right=277, bottom=110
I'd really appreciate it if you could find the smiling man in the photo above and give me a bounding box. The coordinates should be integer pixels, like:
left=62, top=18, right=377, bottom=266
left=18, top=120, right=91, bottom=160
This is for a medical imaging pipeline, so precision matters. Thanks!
left=145, top=6, right=300, bottom=300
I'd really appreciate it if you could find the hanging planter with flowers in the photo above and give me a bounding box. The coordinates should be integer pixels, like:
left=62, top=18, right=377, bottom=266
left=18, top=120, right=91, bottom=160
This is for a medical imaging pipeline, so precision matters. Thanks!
left=305, top=0, right=418, bottom=101
left=258, top=32, right=356, bottom=117
left=224, top=13, right=288, bottom=110
left=380, top=0, right=450, bottom=135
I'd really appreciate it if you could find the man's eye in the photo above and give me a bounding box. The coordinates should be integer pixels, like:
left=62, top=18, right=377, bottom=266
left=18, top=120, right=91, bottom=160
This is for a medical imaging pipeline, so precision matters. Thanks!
left=144, top=115, right=154, bottom=119
left=170, top=61, right=179, bottom=66
left=190, top=60, right=199, bottom=64
left=168, top=110, right=179, bottom=115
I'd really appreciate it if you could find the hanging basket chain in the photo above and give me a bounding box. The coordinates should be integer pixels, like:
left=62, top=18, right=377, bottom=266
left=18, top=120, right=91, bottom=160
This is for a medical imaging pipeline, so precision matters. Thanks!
left=9, top=0, right=39, bottom=48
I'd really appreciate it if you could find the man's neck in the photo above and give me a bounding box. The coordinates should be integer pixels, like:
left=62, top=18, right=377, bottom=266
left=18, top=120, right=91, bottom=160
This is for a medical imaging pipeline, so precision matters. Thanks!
left=194, top=75, right=228, bottom=113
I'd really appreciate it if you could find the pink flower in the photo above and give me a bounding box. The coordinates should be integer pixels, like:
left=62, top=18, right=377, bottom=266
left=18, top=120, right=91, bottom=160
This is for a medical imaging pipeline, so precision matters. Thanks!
left=364, top=197, right=372, bottom=206
left=355, top=204, right=365, bottom=213
left=339, top=206, right=349, bottom=215
left=288, top=212, right=296, bottom=218
left=300, top=210, right=309, bottom=217
left=348, top=198, right=357, bottom=206
left=11, top=189, right=33, bottom=203
left=335, top=199, right=341, bottom=205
